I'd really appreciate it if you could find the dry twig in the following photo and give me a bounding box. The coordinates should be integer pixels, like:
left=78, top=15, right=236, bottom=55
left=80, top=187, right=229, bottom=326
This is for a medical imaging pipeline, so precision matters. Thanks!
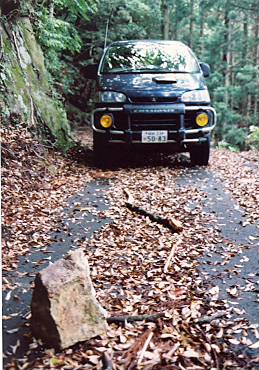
left=122, top=329, right=153, bottom=370
left=197, top=311, right=226, bottom=324
left=164, top=237, right=182, bottom=273
left=124, top=189, right=183, bottom=233
left=107, top=312, right=165, bottom=324
left=137, top=331, right=154, bottom=365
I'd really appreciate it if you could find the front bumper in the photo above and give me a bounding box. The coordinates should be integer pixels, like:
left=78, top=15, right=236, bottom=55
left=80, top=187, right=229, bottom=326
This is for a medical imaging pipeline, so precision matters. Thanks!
left=92, top=103, right=216, bottom=145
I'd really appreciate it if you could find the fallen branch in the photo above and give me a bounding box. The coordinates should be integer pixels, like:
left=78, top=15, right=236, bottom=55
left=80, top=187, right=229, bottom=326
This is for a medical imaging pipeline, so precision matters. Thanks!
left=107, top=312, right=165, bottom=324
left=124, top=189, right=183, bottom=233
left=197, top=311, right=226, bottom=324
left=137, top=331, right=154, bottom=366
left=164, top=237, right=182, bottom=273
left=105, top=275, right=224, bottom=364
left=122, top=329, right=153, bottom=370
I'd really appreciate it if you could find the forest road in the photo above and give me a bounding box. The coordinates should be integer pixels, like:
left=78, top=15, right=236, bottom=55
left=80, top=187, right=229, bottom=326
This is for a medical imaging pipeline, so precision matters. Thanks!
left=2, top=180, right=111, bottom=365
left=177, top=168, right=259, bottom=328
left=2, top=154, right=259, bottom=365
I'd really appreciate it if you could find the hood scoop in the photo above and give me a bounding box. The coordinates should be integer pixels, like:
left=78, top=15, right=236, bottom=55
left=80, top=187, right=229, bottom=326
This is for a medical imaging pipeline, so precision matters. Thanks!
left=152, top=77, right=177, bottom=84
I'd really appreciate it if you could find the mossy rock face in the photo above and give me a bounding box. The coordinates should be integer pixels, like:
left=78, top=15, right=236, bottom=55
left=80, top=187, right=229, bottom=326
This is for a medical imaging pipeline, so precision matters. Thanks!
left=0, top=17, right=73, bottom=151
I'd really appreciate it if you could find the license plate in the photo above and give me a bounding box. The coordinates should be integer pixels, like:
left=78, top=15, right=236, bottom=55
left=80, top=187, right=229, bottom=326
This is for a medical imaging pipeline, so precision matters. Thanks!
left=142, top=130, right=168, bottom=143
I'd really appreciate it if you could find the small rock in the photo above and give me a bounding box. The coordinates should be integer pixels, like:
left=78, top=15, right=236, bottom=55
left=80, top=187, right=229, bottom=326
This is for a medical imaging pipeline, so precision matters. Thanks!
left=31, top=249, right=107, bottom=349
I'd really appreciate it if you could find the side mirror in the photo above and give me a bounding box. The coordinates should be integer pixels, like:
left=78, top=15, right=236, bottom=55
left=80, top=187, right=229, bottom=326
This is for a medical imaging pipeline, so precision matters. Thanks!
left=200, top=62, right=211, bottom=78
left=84, top=64, right=98, bottom=80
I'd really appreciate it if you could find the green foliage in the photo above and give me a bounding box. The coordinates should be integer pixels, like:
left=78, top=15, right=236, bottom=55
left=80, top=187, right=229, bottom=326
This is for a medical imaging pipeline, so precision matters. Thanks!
left=88, top=0, right=161, bottom=47
left=246, top=126, right=259, bottom=149
left=224, top=126, right=247, bottom=150
left=32, top=0, right=98, bottom=93
left=53, top=0, right=97, bottom=21
left=36, top=9, right=81, bottom=75
left=27, top=0, right=259, bottom=148
left=217, top=141, right=240, bottom=152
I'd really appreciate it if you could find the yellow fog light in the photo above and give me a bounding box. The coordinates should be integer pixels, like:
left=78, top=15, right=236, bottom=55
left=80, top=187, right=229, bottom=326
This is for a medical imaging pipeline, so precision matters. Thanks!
left=196, top=113, right=209, bottom=127
left=100, top=114, right=113, bottom=128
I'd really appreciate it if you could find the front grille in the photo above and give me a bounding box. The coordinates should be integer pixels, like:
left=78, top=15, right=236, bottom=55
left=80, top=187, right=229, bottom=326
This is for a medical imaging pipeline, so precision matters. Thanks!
left=95, top=109, right=207, bottom=132
left=113, top=111, right=128, bottom=129
left=130, top=96, right=178, bottom=103
left=130, top=113, right=179, bottom=131
left=184, top=112, right=196, bottom=128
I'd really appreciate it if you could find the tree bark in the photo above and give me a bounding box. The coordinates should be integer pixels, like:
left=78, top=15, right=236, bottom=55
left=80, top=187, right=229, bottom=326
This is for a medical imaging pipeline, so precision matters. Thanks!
left=242, top=15, right=249, bottom=117
left=49, top=0, right=54, bottom=18
left=242, top=16, right=248, bottom=63
left=172, top=2, right=178, bottom=40
left=199, top=0, right=204, bottom=54
left=223, top=10, right=231, bottom=107
left=189, top=0, right=194, bottom=48
left=161, top=0, right=170, bottom=40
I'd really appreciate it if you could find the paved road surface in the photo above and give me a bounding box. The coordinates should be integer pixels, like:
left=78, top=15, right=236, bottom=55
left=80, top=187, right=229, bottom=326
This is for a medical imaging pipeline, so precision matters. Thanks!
left=3, top=160, right=259, bottom=367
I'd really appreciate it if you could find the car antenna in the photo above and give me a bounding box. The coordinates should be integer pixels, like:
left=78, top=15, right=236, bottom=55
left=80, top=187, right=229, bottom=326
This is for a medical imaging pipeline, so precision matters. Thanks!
left=104, top=7, right=114, bottom=49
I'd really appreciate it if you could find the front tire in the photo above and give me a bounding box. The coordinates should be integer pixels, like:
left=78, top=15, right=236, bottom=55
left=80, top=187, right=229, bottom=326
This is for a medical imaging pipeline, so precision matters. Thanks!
left=190, top=137, right=210, bottom=166
left=93, top=131, right=109, bottom=168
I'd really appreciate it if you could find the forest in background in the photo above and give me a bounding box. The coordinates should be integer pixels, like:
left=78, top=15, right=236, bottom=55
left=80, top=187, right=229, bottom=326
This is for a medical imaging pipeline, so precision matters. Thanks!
left=1, top=0, right=259, bottom=150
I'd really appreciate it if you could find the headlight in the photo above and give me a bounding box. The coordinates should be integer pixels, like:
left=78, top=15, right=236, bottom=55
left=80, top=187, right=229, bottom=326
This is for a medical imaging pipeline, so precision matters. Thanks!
left=181, top=89, right=210, bottom=103
left=100, top=91, right=127, bottom=103
left=196, top=112, right=209, bottom=127
left=100, top=114, right=113, bottom=128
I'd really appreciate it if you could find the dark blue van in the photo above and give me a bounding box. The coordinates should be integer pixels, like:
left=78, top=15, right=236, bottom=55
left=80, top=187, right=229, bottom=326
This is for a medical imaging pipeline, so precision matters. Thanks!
left=85, top=40, right=216, bottom=167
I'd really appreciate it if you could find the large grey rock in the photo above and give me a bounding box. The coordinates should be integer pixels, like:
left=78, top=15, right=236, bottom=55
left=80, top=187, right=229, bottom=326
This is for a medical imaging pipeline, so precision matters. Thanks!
left=31, top=249, right=107, bottom=349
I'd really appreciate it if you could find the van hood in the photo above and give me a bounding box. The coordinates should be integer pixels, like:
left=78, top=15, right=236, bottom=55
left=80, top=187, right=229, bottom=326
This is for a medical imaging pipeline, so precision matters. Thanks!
left=99, top=73, right=206, bottom=99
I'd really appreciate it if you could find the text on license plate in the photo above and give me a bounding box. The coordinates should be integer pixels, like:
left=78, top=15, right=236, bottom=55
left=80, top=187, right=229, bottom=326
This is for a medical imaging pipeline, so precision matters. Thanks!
left=142, top=130, right=168, bottom=143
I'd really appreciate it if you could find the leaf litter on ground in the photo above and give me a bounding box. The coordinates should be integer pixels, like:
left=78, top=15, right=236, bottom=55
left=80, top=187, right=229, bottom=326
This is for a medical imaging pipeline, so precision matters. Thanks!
left=2, top=127, right=259, bottom=370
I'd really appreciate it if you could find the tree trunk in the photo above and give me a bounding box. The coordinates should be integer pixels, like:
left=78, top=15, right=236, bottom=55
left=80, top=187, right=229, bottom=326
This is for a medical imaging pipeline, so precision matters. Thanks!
left=242, top=15, right=248, bottom=117
left=199, top=0, right=204, bottom=54
left=49, top=1, right=54, bottom=18
left=247, top=93, right=252, bottom=119
left=189, top=0, right=194, bottom=48
left=242, top=16, right=248, bottom=62
left=161, top=0, right=170, bottom=40
left=171, top=2, right=178, bottom=40
left=229, top=20, right=234, bottom=110
left=223, top=11, right=231, bottom=107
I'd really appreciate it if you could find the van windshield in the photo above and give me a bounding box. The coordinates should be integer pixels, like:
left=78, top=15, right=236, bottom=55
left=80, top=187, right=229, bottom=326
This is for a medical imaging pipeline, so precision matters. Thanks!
left=101, top=43, right=200, bottom=74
